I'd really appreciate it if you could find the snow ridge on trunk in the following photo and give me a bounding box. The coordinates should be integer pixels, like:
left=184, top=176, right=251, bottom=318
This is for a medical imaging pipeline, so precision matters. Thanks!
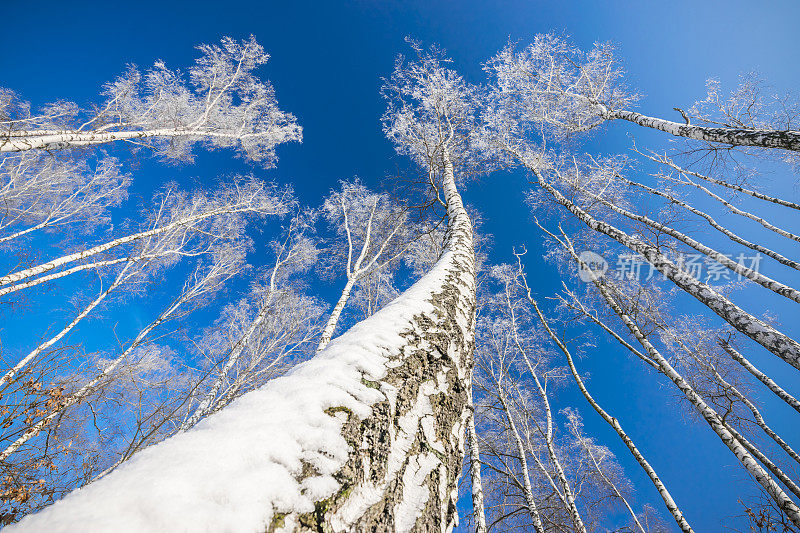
left=8, top=162, right=475, bottom=533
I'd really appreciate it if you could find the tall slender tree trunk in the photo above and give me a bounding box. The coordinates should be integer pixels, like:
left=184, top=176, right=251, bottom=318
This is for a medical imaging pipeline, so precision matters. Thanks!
left=619, top=175, right=800, bottom=273
left=0, top=128, right=270, bottom=153
left=719, top=341, right=800, bottom=415
left=495, top=383, right=545, bottom=533
left=639, top=151, right=800, bottom=212
left=527, top=294, right=694, bottom=533
left=662, top=173, right=800, bottom=244
left=584, top=188, right=800, bottom=303
left=573, top=251, right=800, bottom=526
left=466, top=383, right=487, bottom=533
left=9, top=155, right=477, bottom=532
left=526, top=163, right=800, bottom=370
left=0, top=205, right=238, bottom=287
left=0, top=262, right=135, bottom=388
left=317, top=277, right=357, bottom=352
left=609, top=110, right=800, bottom=152
left=504, top=283, right=587, bottom=532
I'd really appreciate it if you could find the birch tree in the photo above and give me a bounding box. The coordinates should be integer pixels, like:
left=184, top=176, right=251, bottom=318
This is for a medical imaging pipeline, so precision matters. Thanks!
left=539, top=224, right=800, bottom=527
left=517, top=259, right=694, bottom=532
left=473, top=263, right=663, bottom=532
left=0, top=179, right=290, bottom=392
left=7, top=42, right=481, bottom=533
left=484, top=61, right=800, bottom=369
left=0, top=153, right=130, bottom=246
left=0, top=36, right=301, bottom=163
left=181, top=212, right=324, bottom=429
left=0, top=241, right=245, bottom=521
left=10, top=29, right=799, bottom=533
left=482, top=37, right=800, bottom=526
left=0, top=35, right=303, bottom=525
left=316, top=180, right=415, bottom=351
left=486, top=35, right=800, bottom=153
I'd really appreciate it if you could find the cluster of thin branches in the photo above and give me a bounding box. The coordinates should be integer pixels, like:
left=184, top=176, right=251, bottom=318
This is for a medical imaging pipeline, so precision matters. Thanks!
left=0, top=36, right=319, bottom=523
left=468, top=32, right=800, bottom=532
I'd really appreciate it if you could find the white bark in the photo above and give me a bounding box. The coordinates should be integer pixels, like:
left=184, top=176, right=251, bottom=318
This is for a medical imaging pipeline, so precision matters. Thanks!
left=662, top=172, right=800, bottom=245
left=465, top=383, right=487, bottom=533
left=0, top=251, right=185, bottom=298
left=181, top=249, right=289, bottom=430
left=0, top=36, right=302, bottom=163
left=711, top=366, right=800, bottom=466
left=495, top=381, right=546, bottom=533
left=0, top=262, right=136, bottom=389
left=317, top=277, right=356, bottom=352
left=581, top=184, right=800, bottom=304
left=0, top=257, right=233, bottom=462
left=719, top=341, right=800, bottom=415
left=611, top=109, right=800, bottom=152
left=0, top=128, right=279, bottom=153
left=522, top=158, right=800, bottom=371
left=552, top=229, right=800, bottom=527
left=576, top=432, right=646, bottom=533
left=504, top=285, right=587, bottom=533
left=317, top=189, right=409, bottom=352
left=638, top=150, right=800, bottom=212
left=523, top=285, right=695, bottom=532
left=0, top=195, right=268, bottom=287
left=9, top=154, right=476, bottom=532
left=619, top=175, right=800, bottom=273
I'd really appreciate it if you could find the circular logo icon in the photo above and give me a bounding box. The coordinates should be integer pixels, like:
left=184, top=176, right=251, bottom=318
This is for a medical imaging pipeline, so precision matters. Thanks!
left=578, top=251, right=608, bottom=282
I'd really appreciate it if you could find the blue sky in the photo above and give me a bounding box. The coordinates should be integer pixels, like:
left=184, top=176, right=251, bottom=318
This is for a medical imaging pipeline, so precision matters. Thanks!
left=3, top=1, right=800, bottom=530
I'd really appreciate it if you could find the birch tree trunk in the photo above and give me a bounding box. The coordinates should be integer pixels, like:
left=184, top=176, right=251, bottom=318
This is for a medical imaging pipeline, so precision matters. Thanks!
left=317, top=277, right=356, bottom=352
left=609, top=110, right=800, bottom=152
left=639, top=150, right=800, bottom=212
left=0, top=129, right=250, bottom=153
left=526, top=291, right=694, bottom=533
left=0, top=262, right=137, bottom=388
left=583, top=188, right=800, bottom=304
left=466, top=383, right=487, bottom=533
left=554, top=234, right=800, bottom=527
left=8, top=156, right=476, bottom=533
left=181, top=254, right=284, bottom=430
left=0, top=204, right=243, bottom=287
left=719, top=341, right=800, bottom=415
left=619, top=175, right=800, bottom=273
left=496, top=384, right=546, bottom=532
left=525, top=163, right=800, bottom=370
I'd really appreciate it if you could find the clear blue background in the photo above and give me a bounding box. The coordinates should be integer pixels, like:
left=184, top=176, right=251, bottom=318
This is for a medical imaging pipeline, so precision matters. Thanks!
left=2, top=1, right=800, bottom=530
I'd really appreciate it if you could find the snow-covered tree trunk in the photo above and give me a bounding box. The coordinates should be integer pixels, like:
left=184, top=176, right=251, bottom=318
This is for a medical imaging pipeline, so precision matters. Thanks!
left=8, top=156, right=476, bottom=532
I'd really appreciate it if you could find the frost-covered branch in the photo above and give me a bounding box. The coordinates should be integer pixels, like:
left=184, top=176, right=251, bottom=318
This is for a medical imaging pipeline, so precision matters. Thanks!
left=518, top=264, right=694, bottom=532
left=487, top=35, right=800, bottom=152
left=0, top=247, right=244, bottom=463
left=182, top=212, right=321, bottom=429
left=317, top=180, right=416, bottom=351
left=0, top=36, right=301, bottom=164
left=0, top=178, right=290, bottom=289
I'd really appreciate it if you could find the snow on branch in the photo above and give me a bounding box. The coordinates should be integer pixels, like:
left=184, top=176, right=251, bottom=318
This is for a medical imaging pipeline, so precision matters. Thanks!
left=0, top=36, right=302, bottom=165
